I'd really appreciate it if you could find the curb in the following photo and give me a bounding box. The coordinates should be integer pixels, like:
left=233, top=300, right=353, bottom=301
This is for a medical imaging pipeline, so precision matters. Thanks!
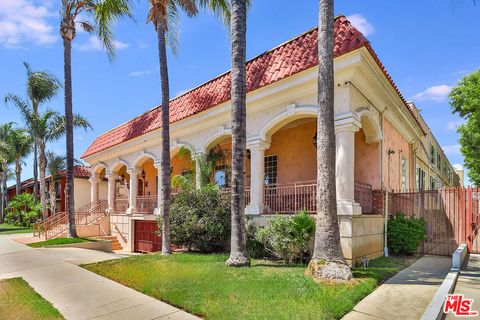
left=421, top=244, right=468, bottom=320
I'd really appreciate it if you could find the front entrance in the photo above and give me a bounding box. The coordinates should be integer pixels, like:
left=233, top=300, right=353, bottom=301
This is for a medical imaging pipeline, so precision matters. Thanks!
left=134, top=220, right=161, bottom=253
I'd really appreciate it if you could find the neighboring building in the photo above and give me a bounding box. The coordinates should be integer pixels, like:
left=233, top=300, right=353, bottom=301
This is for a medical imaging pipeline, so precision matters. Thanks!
left=407, top=102, right=461, bottom=191
left=77, top=16, right=460, bottom=263
left=7, top=166, right=106, bottom=214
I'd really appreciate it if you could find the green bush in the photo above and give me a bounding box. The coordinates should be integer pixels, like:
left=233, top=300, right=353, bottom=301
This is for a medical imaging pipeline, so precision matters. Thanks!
left=6, top=193, right=41, bottom=227
left=164, top=185, right=230, bottom=252
left=246, top=222, right=268, bottom=259
left=255, top=211, right=315, bottom=263
left=388, top=214, right=426, bottom=254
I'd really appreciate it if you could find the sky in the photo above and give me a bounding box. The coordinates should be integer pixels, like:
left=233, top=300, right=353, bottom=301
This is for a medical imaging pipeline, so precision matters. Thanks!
left=1, top=0, right=478, bottom=187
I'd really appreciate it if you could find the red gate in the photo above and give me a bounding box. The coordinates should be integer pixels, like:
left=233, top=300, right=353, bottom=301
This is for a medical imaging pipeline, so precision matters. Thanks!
left=134, top=220, right=161, bottom=253
left=390, top=187, right=480, bottom=256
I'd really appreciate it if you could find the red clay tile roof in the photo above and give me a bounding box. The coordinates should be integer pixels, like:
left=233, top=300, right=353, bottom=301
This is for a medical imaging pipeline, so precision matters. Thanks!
left=82, top=15, right=425, bottom=158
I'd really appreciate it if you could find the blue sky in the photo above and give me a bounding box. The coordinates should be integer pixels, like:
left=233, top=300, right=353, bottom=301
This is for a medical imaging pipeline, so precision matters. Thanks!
left=1, top=0, right=478, bottom=186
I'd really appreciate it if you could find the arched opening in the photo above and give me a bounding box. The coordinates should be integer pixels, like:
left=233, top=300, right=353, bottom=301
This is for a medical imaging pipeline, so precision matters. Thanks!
left=133, top=155, right=158, bottom=214
left=171, top=147, right=195, bottom=192
left=261, top=117, right=317, bottom=213
left=110, top=161, right=130, bottom=212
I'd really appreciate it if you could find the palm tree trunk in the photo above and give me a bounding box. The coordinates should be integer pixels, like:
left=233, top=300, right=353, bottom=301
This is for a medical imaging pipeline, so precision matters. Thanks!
left=15, top=158, right=22, bottom=196
left=63, top=36, right=78, bottom=237
left=307, top=0, right=352, bottom=281
left=0, top=171, right=5, bottom=224
left=33, top=143, right=38, bottom=202
left=49, top=180, right=56, bottom=215
left=226, top=0, right=249, bottom=267
left=157, top=22, right=171, bottom=255
left=38, top=143, right=47, bottom=218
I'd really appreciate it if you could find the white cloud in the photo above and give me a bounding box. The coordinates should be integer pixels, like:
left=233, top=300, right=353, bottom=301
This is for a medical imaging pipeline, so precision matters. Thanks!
left=129, top=69, right=155, bottom=77
left=347, top=14, right=375, bottom=36
left=413, top=85, right=452, bottom=102
left=76, top=36, right=129, bottom=52
left=442, top=144, right=461, bottom=156
left=446, top=120, right=465, bottom=131
left=0, top=0, right=57, bottom=48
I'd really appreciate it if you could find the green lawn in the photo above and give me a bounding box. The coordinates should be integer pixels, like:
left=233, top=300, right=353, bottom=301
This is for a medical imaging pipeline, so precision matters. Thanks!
left=0, top=278, right=64, bottom=320
left=28, top=237, right=96, bottom=248
left=83, top=253, right=413, bottom=320
left=0, top=223, right=32, bottom=235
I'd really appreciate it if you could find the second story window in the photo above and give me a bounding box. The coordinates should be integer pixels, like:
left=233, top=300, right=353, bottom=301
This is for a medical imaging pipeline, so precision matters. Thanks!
left=264, top=155, right=278, bottom=186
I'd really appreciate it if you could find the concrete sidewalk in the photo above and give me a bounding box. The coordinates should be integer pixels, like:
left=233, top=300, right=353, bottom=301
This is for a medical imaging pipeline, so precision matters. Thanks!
left=343, top=255, right=451, bottom=320
left=446, top=254, right=480, bottom=319
left=0, top=235, right=199, bottom=320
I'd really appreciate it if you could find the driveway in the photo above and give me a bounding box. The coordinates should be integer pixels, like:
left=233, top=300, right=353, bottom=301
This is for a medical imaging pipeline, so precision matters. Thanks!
left=0, top=235, right=199, bottom=320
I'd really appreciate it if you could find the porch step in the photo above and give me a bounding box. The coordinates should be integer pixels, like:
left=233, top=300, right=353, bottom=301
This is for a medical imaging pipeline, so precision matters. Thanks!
left=100, top=235, right=123, bottom=251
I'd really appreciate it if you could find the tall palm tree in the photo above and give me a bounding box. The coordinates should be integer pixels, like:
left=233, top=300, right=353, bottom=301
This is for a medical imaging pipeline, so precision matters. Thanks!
left=24, top=63, right=61, bottom=202
left=225, top=0, right=249, bottom=267
left=4, top=96, right=91, bottom=219
left=9, top=129, right=33, bottom=197
left=60, top=0, right=132, bottom=237
left=46, top=152, right=67, bottom=215
left=307, top=0, right=352, bottom=281
left=147, top=0, right=229, bottom=255
left=0, top=123, right=15, bottom=224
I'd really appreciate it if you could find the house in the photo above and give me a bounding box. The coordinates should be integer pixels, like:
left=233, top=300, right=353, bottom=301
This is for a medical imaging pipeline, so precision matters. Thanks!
left=7, top=165, right=106, bottom=214
left=77, top=16, right=459, bottom=264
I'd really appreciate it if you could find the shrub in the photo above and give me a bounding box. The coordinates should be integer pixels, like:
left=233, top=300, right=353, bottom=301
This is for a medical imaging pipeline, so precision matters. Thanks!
left=6, top=193, right=41, bottom=227
left=164, top=185, right=230, bottom=252
left=255, top=211, right=316, bottom=263
left=388, top=214, right=426, bottom=254
left=246, top=222, right=268, bottom=259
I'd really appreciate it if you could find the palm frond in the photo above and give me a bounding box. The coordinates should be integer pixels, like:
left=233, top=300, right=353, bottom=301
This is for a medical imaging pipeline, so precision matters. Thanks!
left=24, top=63, right=61, bottom=107
left=4, top=94, right=35, bottom=128
left=197, top=0, right=231, bottom=26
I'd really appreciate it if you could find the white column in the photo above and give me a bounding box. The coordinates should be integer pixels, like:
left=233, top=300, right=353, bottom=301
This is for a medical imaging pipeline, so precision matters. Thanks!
left=335, top=113, right=362, bottom=215
left=89, top=173, right=99, bottom=203
left=126, top=167, right=140, bottom=214
left=106, top=172, right=118, bottom=213
left=154, top=161, right=162, bottom=216
left=245, top=140, right=270, bottom=215
left=195, top=152, right=205, bottom=190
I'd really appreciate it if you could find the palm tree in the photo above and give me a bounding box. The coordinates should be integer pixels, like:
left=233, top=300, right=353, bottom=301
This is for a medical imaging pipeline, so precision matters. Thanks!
left=225, top=0, right=249, bottom=267
left=23, top=63, right=61, bottom=202
left=46, top=152, right=67, bottom=215
left=0, top=123, right=15, bottom=223
left=4, top=97, right=91, bottom=219
left=307, top=0, right=352, bottom=281
left=147, top=0, right=229, bottom=255
left=60, top=0, right=132, bottom=237
left=9, top=129, right=33, bottom=197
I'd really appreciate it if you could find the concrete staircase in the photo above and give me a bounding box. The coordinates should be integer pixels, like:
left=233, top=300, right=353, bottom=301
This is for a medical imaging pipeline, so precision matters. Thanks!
left=100, top=235, right=123, bottom=251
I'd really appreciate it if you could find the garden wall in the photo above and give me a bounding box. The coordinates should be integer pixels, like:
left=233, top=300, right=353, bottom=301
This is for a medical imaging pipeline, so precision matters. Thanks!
left=249, top=213, right=385, bottom=266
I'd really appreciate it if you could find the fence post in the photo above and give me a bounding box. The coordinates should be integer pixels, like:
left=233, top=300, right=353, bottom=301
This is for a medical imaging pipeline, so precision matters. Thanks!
left=466, top=188, right=473, bottom=251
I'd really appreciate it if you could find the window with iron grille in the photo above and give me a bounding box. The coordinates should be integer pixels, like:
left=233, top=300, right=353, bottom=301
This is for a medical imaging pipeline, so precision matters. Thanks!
left=430, top=144, right=436, bottom=164
left=264, top=155, right=278, bottom=185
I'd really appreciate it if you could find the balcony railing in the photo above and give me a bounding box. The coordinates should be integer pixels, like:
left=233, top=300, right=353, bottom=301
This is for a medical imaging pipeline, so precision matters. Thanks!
left=264, top=181, right=373, bottom=214
left=137, top=195, right=157, bottom=214
left=114, top=198, right=129, bottom=213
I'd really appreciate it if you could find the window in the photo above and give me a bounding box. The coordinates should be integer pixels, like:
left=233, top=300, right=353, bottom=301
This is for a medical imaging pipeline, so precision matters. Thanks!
left=430, top=177, right=436, bottom=190
left=443, top=161, right=447, bottom=176
left=430, top=144, right=436, bottom=164
left=437, top=153, right=441, bottom=169
left=447, top=167, right=451, bottom=184
left=416, top=166, right=426, bottom=190
left=214, top=164, right=229, bottom=188
left=264, top=155, right=278, bottom=185
left=401, top=157, right=407, bottom=190
left=55, top=182, right=61, bottom=199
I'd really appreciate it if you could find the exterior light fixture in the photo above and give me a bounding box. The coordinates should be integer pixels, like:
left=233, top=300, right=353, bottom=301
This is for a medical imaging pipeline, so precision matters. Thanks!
left=141, top=169, right=146, bottom=180
left=312, top=132, right=317, bottom=149
left=246, top=150, right=251, bottom=160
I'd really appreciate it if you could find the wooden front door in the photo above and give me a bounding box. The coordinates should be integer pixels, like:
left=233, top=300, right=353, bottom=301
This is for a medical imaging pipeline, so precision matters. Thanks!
left=134, top=220, right=161, bottom=253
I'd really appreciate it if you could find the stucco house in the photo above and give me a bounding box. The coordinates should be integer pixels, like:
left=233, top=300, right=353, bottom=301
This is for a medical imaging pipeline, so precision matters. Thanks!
left=63, top=15, right=460, bottom=264
left=7, top=165, right=105, bottom=214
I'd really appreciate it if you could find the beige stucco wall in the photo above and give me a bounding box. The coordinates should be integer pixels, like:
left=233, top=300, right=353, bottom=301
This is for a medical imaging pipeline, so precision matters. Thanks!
left=76, top=215, right=111, bottom=239
left=110, top=213, right=157, bottom=252
left=74, top=178, right=91, bottom=209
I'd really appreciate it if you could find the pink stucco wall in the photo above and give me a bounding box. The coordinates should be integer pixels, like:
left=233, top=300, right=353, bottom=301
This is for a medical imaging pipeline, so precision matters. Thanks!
left=354, top=129, right=381, bottom=190
left=382, top=119, right=411, bottom=191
